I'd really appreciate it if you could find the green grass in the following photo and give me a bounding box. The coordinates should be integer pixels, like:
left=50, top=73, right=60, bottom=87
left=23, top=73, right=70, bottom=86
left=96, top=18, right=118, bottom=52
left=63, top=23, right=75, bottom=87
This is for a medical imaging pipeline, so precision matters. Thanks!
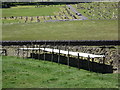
left=2, top=5, right=60, bottom=17
left=2, top=19, right=21, bottom=24
left=2, top=20, right=118, bottom=40
left=2, top=56, right=118, bottom=88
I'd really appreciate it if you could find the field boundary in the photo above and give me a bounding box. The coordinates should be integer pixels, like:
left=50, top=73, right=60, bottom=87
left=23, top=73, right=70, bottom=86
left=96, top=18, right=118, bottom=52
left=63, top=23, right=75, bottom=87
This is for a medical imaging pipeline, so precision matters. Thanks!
left=1, top=40, right=120, bottom=46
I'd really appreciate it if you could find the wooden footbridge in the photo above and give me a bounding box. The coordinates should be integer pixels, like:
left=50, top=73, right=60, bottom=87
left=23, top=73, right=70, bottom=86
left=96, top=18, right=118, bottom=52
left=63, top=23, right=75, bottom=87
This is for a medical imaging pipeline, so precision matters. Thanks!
left=19, top=48, right=105, bottom=58
left=1, top=40, right=120, bottom=73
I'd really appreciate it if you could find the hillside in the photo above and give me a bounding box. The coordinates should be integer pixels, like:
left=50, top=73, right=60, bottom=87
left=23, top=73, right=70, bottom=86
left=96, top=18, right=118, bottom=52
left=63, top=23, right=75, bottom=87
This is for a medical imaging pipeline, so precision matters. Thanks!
left=73, top=2, right=118, bottom=20
left=2, top=56, right=118, bottom=88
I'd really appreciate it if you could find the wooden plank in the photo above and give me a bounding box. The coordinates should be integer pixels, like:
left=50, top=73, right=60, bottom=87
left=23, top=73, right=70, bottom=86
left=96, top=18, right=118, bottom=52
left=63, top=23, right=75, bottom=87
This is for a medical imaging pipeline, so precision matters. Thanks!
left=19, top=48, right=105, bottom=58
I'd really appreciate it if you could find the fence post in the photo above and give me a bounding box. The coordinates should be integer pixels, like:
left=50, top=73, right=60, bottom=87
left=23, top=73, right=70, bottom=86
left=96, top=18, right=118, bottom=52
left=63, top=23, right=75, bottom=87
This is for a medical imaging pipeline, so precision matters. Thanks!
left=51, top=46, right=54, bottom=62
left=35, top=45, right=37, bottom=54
left=103, top=56, right=105, bottom=64
left=88, top=55, right=90, bottom=71
left=23, top=45, right=24, bottom=59
left=26, top=44, right=28, bottom=59
left=38, top=44, right=40, bottom=60
left=67, top=41, right=70, bottom=68
left=78, top=53, right=80, bottom=69
left=92, top=58, right=94, bottom=70
left=81, top=56, right=83, bottom=68
left=32, top=43, right=34, bottom=59
left=67, top=46, right=70, bottom=68
left=103, top=55, right=105, bottom=65
left=58, top=46, right=60, bottom=65
left=44, top=42, right=46, bottom=61
left=51, top=41, right=55, bottom=63
left=92, top=58, right=94, bottom=62
left=102, top=56, right=106, bottom=73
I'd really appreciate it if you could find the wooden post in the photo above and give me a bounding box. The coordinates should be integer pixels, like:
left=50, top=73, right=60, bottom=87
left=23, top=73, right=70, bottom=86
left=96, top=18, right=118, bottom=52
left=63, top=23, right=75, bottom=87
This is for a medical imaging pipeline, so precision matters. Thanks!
left=51, top=46, right=54, bottom=62
left=44, top=42, right=46, bottom=61
left=51, top=41, right=55, bottom=63
left=67, top=46, right=70, bottom=68
left=103, top=56, right=105, bottom=64
left=103, top=46, right=106, bottom=64
left=88, top=55, right=90, bottom=71
left=26, top=44, right=28, bottom=59
left=81, top=56, right=83, bottom=68
left=32, top=44, right=34, bottom=59
left=78, top=53, right=80, bottom=69
left=38, top=44, right=40, bottom=60
left=92, top=58, right=94, bottom=70
left=92, top=58, right=94, bottom=62
left=58, top=46, right=60, bottom=65
left=68, top=41, right=70, bottom=68
left=22, top=45, right=25, bottom=59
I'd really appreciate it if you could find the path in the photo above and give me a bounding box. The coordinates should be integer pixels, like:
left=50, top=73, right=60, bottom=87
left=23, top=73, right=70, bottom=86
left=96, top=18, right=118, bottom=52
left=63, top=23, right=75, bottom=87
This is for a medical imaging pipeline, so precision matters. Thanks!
left=45, top=18, right=83, bottom=22
left=66, top=5, right=88, bottom=20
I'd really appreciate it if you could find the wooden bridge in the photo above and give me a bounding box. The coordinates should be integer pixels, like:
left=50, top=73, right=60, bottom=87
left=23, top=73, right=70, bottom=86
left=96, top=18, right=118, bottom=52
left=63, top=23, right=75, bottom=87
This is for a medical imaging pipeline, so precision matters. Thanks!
left=1, top=40, right=120, bottom=73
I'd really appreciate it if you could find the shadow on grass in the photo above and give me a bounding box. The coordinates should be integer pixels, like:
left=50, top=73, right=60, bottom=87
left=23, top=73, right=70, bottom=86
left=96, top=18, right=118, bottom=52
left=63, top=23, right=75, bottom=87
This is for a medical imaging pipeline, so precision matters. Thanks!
left=29, top=53, right=113, bottom=74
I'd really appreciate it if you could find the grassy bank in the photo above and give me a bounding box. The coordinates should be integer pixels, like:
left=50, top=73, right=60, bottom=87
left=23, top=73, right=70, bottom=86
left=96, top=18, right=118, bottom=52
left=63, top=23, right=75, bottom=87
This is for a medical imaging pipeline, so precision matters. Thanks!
left=2, top=20, right=118, bottom=40
left=2, top=56, right=118, bottom=88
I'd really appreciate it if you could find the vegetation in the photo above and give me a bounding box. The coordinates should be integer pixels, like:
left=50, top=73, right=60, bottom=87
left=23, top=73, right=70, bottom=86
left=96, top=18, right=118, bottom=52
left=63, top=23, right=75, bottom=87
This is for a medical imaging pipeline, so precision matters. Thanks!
left=2, top=20, right=118, bottom=40
left=2, top=2, right=78, bottom=8
left=2, top=5, right=60, bottom=17
left=1, top=2, right=119, bottom=88
left=2, top=56, right=118, bottom=88
left=1, top=2, right=118, bottom=24
left=73, top=2, right=118, bottom=20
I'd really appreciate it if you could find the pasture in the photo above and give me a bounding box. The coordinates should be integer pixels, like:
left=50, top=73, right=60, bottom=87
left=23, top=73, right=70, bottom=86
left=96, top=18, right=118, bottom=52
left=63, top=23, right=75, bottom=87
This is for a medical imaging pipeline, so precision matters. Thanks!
left=2, top=56, right=118, bottom=88
left=2, top=5, right=60, bottom=17
left=2, top=20, right=118, bottom=40
left=2, top=2, right=118, bottom=40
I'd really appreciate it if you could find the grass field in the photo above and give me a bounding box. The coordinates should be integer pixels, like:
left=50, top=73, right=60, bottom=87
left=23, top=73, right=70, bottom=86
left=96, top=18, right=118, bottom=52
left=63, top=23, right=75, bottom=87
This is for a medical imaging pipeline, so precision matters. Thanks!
left=2, top=5, right=60, bottom=17
left=2, top=20, right=118, bottom=40
left=2, top=56, right=118, bottom=88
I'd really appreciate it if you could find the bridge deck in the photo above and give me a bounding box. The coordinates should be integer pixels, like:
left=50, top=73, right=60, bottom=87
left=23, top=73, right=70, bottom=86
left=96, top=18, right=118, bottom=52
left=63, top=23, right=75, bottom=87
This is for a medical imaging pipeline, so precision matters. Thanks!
left=19, top=48, right=105, bottom=58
